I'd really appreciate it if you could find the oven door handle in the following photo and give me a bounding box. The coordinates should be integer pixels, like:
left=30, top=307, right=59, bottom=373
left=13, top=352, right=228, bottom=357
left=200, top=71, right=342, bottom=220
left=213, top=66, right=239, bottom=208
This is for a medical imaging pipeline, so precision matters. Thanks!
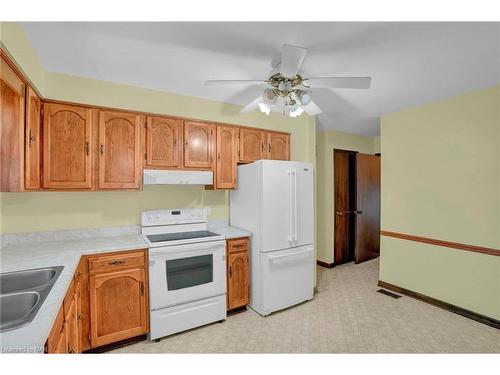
left=148, top=240, right=226, bottom=256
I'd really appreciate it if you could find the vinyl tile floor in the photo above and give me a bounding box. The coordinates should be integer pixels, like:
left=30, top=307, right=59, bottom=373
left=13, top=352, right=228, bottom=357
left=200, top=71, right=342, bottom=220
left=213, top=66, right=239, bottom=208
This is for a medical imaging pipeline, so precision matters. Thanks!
left=112, top=258, right=500, bottom=353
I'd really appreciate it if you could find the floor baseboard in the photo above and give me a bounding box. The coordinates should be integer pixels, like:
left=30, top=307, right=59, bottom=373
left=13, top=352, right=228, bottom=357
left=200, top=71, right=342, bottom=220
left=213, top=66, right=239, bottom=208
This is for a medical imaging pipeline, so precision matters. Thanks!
left=378, top=280, right=500, bottom=329
left=316, top=260, right=335, bottom=268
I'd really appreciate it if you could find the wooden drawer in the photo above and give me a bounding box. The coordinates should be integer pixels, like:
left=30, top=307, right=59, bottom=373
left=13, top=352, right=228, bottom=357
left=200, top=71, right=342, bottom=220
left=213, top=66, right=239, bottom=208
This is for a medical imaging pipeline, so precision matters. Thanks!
left=227, top=238, right=249, bottom=254
left=88, top=250, right=146, bottom=274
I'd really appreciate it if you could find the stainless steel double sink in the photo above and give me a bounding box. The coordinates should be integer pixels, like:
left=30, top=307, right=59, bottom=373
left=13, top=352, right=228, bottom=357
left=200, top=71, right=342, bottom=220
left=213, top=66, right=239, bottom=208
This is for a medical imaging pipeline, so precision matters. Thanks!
left=0, top=266, right=64, bottom=332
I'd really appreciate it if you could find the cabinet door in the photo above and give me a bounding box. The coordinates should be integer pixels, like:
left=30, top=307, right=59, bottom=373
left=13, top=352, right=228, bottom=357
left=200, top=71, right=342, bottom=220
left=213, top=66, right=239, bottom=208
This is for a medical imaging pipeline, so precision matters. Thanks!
left=65, top=292, right=79, bottom=354
left=89, top=268, right=148, bottom=348
left=146, top=116, right=182, bottom=168
left=98, top=111, right=142, bottom=189
left=183, top=121, right=215, bottom=168
left=216, top=125, right=238, bottom=189
left=43, top=103, right=92, bottom=189
left=25, top=87, right=41, bottom=189
left=0, top=54, right=25, bottom=191
left=54, top=323, right=68, bottom=354
left=267, top=132, right=290, bottom=161
left=239, top=128, right=265, bottom=163
left=227, top=251, right=249, bottom=310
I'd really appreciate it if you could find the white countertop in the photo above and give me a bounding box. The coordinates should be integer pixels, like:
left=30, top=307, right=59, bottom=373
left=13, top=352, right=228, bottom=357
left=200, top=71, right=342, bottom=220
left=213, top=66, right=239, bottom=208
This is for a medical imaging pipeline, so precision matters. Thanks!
left=0, top=222, right=250, bottom=353
left=208, top=221, right=251, bottom=239
left=0, top=233, right=147, bottom=353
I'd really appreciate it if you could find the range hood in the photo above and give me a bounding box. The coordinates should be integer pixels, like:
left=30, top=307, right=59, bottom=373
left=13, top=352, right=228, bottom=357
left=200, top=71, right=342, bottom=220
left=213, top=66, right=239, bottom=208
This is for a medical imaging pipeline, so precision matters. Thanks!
left=143, top=169, right=213, bottom=185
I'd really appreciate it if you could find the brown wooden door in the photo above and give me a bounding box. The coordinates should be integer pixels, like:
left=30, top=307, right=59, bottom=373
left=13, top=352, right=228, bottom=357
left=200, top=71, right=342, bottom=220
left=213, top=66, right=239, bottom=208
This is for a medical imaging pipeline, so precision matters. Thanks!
left=239, top=128, right=265, bottom=163
left=25, top=87, right=41, bottom=189
left=0, top=54, right=25, bottom=191
left=89, top=268, right=148, bottom=348
left=43, top=103, right=92, bottom=189
left=183, top=121, right=215, bottom=168
left=216, top=125, right=238, bottom=189
left=334, top=150, right=357, bottom=264
left=227, top=252, right=249, bottom=310
left=146, top=116, right=182, bottom=168
left=98, top=110, right=142, bottom=189
left=354, top=153, right=381, bottom=264
left=267, top=132, right=290, bottom=160
left=65, top=292, right=79, bottom=353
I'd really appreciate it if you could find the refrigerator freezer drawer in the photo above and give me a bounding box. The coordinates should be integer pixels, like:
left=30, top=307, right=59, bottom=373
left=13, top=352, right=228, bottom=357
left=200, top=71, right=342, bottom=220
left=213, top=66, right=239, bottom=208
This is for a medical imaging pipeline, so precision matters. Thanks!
left=259, top=245, right=314, bottom=315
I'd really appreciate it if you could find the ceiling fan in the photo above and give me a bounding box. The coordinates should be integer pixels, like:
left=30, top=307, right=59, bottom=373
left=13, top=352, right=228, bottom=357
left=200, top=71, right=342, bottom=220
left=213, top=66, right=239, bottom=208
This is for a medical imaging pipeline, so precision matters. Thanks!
left=205, top=44, right=371, bottom=118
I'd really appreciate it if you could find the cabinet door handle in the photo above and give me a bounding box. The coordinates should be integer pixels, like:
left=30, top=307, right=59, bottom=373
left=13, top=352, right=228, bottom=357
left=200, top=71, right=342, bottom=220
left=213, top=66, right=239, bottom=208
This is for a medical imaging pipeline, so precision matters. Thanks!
left=28, top=130, right=36, bottom=147
left=140, top=281, right=145, bottom=296
left=268, top=143, right=271, bottom=152
left=232, top=243, right=244, bottom=248
left=85, top=141, right=90, bottom=155
left=99, top=144, right=104, bottom=155
left=229, top=266, right=232, bottom=278
left=108, top=260, right=126, bottom=266
left=68, top=349, right=75, bottom=354
left=77, top=314, right=84, bottom=320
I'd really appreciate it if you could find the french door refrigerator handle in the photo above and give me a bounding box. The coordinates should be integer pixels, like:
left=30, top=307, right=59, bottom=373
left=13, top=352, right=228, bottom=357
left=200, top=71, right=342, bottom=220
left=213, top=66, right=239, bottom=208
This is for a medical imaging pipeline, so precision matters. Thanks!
left=293, top=168, right=298, bottom=242
left=269, top=249, right=312, bottom=261
left=287, top=169, right=294, bottom=243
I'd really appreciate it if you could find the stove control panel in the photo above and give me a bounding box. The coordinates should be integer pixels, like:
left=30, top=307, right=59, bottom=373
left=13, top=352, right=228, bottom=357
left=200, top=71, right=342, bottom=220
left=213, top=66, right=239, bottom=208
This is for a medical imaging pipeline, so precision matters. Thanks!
left=141, top=208, right=207, bottom=226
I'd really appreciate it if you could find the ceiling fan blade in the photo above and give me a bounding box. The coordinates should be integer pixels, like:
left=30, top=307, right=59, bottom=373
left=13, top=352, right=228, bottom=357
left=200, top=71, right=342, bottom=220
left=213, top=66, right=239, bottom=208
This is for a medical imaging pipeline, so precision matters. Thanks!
left=304, top=77, right=371, bottom=89
left=205, top=79, right=266, bottom=86
left=240, top=96, right=263, bottom=114
left=280, top=44, right=307, bottom=78
left=303, top=100, right=322, bottom=116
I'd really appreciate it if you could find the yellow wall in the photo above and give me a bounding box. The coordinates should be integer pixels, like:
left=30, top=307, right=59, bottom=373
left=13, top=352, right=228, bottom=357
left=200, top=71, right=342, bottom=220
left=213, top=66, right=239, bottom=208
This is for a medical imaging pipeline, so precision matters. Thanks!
left=0, top=23, right=316, bottom=235
left=0, top=22, right=45, bottom=95
left=316, top=129, right=377, bottom=263
left=380, top=85, right=500, bottom=319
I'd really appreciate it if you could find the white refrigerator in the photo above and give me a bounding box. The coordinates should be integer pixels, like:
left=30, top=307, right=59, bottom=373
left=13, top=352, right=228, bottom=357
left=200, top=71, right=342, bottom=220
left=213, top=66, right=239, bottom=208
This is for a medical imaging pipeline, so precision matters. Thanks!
left=230, top=160, right=314, bottom=316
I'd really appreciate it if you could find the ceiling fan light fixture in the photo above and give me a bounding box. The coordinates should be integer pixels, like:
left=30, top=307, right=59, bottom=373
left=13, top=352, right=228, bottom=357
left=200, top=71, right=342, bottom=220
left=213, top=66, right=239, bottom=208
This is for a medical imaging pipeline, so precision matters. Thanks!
left=258, top=102, right=271, bottom=115
left=297, top=89, right=312, bottom=106
left=289, top=106, right=304, bottom=118
left=263, top=88, right=278, bottom=105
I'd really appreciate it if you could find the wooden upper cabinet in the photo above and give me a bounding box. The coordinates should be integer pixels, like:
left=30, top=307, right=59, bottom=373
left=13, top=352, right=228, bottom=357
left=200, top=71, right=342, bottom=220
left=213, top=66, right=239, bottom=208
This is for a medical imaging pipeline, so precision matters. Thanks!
left=43, top=103, right=93, bottom=189
left=0, top=53, right=25, bottom=191
left=183, top=121, right=215, bottom=169
left=25, top=87, right=41, bottom=189
left=267, top=132, right=290, bottom=161
left=146, top=116, right=182, bottom=168
left=239, top=128, right=265, bottom=163
left=89, top=268, right=148, bottom=348
left=98, top=110, right=142, bottom=189
left=216, top=125, right=238, bottom=189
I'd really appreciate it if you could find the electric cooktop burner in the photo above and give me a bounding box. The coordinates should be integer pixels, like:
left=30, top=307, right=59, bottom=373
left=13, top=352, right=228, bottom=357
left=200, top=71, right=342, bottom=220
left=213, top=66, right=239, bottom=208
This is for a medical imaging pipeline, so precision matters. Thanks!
left=146, top=230, right=220, bottom=243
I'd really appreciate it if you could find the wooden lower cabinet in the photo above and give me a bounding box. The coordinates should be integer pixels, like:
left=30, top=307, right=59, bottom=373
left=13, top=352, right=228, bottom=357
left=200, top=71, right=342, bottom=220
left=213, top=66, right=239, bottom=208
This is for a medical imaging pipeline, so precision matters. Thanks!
left=46, top=249, right=149, bottom=353
left=89, top=268, right=148, bottom=347
left=226, top=238, right=249, bottom=311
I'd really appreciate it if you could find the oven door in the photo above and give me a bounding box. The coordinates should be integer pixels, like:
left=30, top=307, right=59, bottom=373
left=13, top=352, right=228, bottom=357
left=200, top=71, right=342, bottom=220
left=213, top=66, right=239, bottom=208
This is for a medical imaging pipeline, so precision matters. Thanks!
left=148, top=240, right=226, bottom=310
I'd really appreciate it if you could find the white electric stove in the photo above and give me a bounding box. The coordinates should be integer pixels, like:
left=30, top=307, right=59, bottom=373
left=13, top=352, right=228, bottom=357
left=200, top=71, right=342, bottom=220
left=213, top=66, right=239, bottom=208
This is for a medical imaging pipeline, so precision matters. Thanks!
left=141, top=208, right=227, bottom=341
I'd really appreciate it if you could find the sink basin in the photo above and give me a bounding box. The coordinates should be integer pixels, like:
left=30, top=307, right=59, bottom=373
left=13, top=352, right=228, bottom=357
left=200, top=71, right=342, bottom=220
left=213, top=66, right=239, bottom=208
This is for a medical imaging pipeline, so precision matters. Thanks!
left=0, top=266, right=63, bottom=294
left=0, top=292, right=40, bottom=332
left=0, top=266, right=64, bottom=332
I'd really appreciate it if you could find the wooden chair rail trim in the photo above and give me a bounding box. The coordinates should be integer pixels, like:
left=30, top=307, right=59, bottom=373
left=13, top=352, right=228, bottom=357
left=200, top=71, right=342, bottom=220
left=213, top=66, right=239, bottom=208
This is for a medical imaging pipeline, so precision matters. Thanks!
left=380, top=230, right=500, bottom=257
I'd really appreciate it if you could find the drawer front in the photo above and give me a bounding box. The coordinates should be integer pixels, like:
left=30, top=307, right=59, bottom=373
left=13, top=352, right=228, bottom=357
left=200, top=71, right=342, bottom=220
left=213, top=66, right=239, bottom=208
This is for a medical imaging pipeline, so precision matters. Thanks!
left=227, top=238, right=249, bottom=254
left=88, top=250, right=146, bottom=274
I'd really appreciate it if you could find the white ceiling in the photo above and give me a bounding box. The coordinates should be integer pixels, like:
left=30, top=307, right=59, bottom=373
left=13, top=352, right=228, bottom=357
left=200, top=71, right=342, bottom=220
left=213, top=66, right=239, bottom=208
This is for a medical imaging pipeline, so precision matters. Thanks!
left=21, top=22, right=500, bottom=136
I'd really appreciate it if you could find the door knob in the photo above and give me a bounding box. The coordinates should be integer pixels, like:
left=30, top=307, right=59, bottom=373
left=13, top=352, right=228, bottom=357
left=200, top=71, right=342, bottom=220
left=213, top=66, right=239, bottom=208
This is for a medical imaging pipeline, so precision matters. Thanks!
left=354, top=210, right=363, bottom=214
